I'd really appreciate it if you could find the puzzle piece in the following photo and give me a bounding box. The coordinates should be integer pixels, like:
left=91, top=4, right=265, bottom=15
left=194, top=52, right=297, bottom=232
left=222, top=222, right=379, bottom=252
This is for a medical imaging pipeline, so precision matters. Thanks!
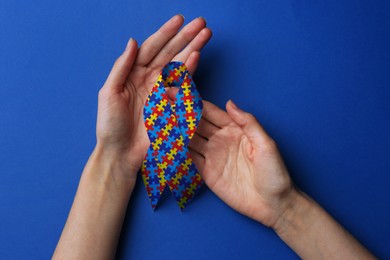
left=141, top=61, right=204, bottom=210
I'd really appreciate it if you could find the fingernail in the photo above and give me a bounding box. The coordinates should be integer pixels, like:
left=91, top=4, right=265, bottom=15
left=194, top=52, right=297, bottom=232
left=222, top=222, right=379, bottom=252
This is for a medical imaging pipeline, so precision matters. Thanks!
left=229, top=99, right=238, bottom=109
left=199, top=16, right=207, bottom=24
left=126, top=38, right=133, bottom=51
left=229, top=99, right=244, bottom=113
left=173, top=14, right=184, bottom=22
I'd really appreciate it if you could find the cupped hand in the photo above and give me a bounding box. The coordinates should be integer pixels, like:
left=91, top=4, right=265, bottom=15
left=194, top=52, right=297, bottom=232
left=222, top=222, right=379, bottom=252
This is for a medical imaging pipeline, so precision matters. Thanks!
left=95, top=15, right=212, bottom=175
left=189, top=100, right=296, bottom=227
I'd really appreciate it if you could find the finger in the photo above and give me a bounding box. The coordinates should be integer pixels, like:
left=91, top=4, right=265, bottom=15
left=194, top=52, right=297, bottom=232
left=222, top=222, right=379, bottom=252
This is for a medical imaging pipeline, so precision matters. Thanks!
left=165, top=51, right=199, bottom=101
left=189, top=133, right=208, bottom=156
left=189, top=147, right=205, bottom=173
left=185, top=51, right=200, bottom=76
left=166, top=87, right=179, bottom=101
left=135, top=15, right=184, bottom=66
left=149, top=17, right=206, bottom=68
left=226, top=100, right=270, bottom=143
left=202, top=100, right=232, bottom=127
left=196, top=117, right=219, bottom=139
left=173, top=28, right=212, bottom=65
left=104, top=38, right=138, bottom=92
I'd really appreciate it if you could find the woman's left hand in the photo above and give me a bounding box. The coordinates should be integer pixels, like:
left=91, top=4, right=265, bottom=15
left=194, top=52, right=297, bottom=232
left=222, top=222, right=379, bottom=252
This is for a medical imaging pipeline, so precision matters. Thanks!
left=96, top=15, right=212, bottom=176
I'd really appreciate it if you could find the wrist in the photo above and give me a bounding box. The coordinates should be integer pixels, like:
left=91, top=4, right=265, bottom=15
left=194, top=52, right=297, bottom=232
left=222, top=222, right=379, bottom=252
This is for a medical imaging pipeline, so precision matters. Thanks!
left=84, top=144, right=139, bottom=194
left=54, top=144, right=137, bottom=260
left=95, top=142, right=140, bottom=174
left=272, top=188, right=313, bottom=236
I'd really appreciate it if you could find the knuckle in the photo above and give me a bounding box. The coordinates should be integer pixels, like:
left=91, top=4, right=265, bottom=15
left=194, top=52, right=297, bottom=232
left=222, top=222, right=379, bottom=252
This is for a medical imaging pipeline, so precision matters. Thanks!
left=201, top=109, right=209, bottom=120
left=244, top=112, right=257, bottom=123
left=113, top=56, right=122, bottom=66
left=182, top=30, right=194, bottom=43
left=245, top=113, right=256, bottom=121
left=262, top=138, right=278, bottom=153
left=98, top=87, right=107, bottom=99
left=145, top=42, right=159, bottom=57
left=163, top=47, right=175, bottom=56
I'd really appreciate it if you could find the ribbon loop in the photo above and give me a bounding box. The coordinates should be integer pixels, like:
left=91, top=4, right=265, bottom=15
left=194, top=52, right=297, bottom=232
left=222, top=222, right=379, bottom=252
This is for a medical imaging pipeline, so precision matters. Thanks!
left=141, top=61, right=203, bottom=209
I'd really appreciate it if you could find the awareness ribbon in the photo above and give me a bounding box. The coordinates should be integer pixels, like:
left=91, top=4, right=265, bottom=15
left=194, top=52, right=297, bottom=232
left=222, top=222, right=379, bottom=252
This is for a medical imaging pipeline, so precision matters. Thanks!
left=141, top=61, right=204, bottom=209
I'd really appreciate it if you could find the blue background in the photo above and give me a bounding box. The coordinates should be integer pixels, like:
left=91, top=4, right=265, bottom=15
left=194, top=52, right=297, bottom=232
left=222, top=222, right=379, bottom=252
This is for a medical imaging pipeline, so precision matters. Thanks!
left=1, top=0, right=389, bottom=259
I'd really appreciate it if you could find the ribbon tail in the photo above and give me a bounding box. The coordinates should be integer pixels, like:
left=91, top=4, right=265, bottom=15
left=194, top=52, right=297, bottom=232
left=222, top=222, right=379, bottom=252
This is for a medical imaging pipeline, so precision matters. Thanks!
left=141, top=149, right=166, bottom=210
left=167, top=148, right=204, bottom=209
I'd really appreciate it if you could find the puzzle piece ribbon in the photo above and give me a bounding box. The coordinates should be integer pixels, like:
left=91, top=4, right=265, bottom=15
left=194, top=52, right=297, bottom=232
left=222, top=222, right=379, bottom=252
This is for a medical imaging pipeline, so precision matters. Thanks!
left=141, top=61, right=204, bottom=209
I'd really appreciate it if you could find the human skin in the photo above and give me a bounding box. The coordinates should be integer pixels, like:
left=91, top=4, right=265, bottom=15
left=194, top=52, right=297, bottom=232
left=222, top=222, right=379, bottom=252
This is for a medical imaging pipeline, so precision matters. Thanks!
left=53, top=15, right=212, bottom=259
left=187, top=100, right=376, bottom=259
left=53, top=14, right=375, bottom=260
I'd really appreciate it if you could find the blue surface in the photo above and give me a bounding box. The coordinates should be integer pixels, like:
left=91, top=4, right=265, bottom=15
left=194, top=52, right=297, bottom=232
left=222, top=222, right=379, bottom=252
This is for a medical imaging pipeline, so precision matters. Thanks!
left=1, top=0, right=389, bottom=259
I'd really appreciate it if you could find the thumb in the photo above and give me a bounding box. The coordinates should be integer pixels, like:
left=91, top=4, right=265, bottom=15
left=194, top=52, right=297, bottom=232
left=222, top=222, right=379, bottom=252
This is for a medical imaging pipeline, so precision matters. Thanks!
left=104, top=38, right=138, bottom=92
left=226, top=100, right=270, bottom=144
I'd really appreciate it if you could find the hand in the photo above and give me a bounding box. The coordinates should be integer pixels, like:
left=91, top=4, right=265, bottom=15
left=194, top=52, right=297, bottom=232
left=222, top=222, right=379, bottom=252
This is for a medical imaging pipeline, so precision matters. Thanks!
left=95, top=15, right=212, bottom=176
left=189, top=100, right=296, bottom=227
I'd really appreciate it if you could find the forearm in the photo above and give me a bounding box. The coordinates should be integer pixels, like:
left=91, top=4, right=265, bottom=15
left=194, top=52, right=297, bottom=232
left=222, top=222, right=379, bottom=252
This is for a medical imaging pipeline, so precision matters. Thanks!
left=53, top=145, right=137, bottom=260
left=273, top=189, right=375, bottom=259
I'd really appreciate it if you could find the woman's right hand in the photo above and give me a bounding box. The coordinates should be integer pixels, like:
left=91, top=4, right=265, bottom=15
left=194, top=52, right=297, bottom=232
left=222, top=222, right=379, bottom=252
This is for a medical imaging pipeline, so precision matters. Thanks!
left=189, top=100, right=297, bottom=228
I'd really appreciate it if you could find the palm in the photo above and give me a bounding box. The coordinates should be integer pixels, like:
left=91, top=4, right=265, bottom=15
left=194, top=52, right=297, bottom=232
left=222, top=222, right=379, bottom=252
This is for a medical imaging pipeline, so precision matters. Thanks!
left=190, top=101, right=293, bottom=226
left=96, top=16, right=211, bottom=173
left=121, top=66, right=168, bottom=163
left=201, top=123, right=261, bottom=214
